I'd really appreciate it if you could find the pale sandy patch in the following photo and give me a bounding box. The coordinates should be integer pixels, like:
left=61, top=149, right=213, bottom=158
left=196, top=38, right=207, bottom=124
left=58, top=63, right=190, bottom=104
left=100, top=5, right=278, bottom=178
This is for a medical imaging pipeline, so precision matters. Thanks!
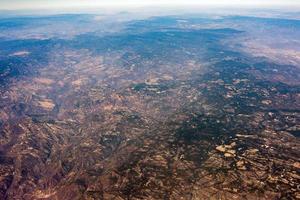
left=34, top=78, right=55, bottom=85
left=162, top=75, right=174, bottom=80
left=0, top=110, right=9, bottom=121
left=103, top=104, right=114, bottom=111
left=10, top=51, right=30, bottom=57
left=38, top=99, right=55, bottom=111
left=72, top=79, right=85, bottom=87
left=34, top=190, right=57, bottom=199
left=145, top=78, right=160, bottom=85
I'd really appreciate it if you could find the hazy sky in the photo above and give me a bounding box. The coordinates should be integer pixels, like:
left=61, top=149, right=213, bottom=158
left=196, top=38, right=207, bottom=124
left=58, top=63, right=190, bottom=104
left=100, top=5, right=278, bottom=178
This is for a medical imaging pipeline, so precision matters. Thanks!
left=1, top=0, right=300, bottom=10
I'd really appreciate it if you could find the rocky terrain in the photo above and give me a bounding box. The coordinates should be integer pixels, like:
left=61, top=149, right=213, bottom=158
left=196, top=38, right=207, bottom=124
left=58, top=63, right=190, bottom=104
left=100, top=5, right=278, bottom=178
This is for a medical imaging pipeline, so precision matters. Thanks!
left=0, top=13, right=299, bottom=199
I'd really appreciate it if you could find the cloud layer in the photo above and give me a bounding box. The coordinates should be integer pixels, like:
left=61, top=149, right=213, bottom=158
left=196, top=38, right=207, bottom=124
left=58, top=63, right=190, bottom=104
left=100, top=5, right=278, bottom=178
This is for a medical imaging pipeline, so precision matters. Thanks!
left=1, top=0, right=300, bottom=10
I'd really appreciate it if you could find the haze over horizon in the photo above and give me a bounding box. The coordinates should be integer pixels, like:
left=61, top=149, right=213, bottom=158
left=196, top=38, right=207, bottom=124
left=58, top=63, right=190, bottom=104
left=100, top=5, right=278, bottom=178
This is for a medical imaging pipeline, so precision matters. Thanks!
left=1, top=0, right=300, bottom=10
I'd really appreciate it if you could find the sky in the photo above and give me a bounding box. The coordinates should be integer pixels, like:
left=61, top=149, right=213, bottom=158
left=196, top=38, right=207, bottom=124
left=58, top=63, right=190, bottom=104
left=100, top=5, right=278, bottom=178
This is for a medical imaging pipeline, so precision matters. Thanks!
left=1, top=0, right=300, bottom=10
